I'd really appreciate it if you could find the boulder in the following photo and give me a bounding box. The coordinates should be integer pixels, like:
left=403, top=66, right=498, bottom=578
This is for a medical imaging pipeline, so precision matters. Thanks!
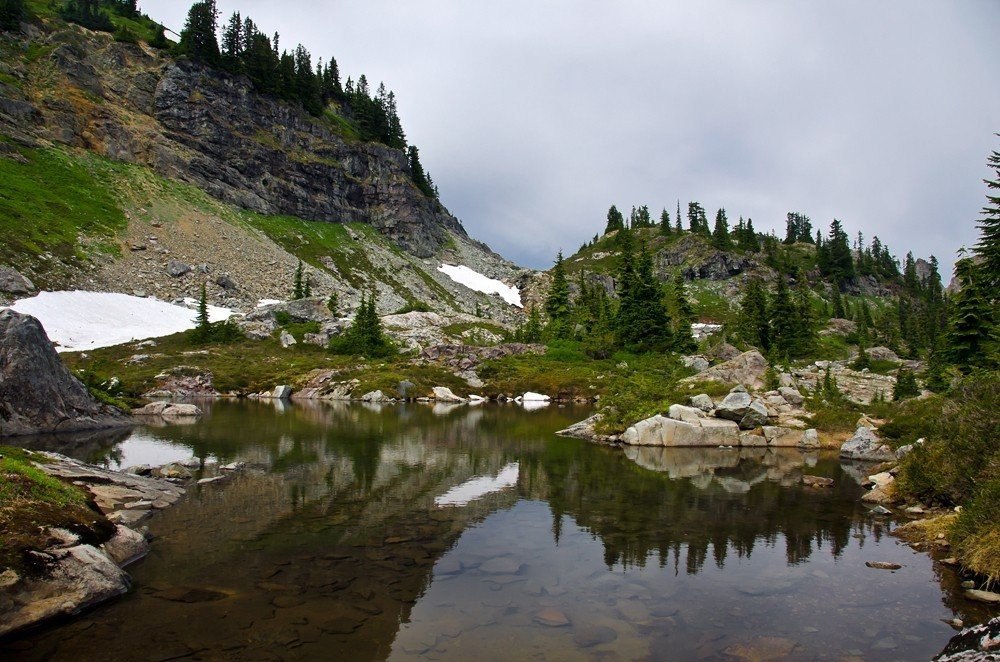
left=840, top=426, right=895, bottom=462
left=866, top=346, right=900, bottom=363
left=556, top=414, right=615, bottom=444
left=802, top=475, right=834, bottom=488
left=621, top=414, right=740, bottom=447
left=668, top=404, right=705, bottom=424
left=706, top=342, right=742, bottom=362
left=935, top=615, right=1000, bottom=659
left=739, top=431, right=767, bottom=447
left=0, top=266, right=35, bottom=294
left=432, top=386, right=467, bottom=403
left=739, top=400, right=769, bottom=430
left=822, top=318, right=857, bottom=337
left=397, top=380, right=416, bottom=398
left=689, top=394, right=715, bottom=412
left=166, top=260, right=191, bottom=277
left=682, top=351, right=768, bottom=390
left=800, top=429, right=820, bottom=449
left=522, top=392, right=551, bottom=402
left=715, top=390, right=753, bottom=422
left=0, top=545, right=131, bottom=638
left=681, top=355, right=710, bottom=372
left=134, top=403, right=201, bottom=418
left=777, top=387, right=804, bottom=405
left=244, top=297, right=334, bottom=324
left=100, top=525, right=149, bottom=566
left=272, top=385, right=292, bottom=400
left=763, top=426, right=805, bottom=447
left=279, top=330, right=296, bottom=348
left=0, top=310, right=132, bottom=436
left=360, top=390, right=387, bottom=402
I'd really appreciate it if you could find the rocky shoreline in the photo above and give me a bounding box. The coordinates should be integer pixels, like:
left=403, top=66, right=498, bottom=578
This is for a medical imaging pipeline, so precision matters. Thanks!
left=0, top=451, right=229, bottom=638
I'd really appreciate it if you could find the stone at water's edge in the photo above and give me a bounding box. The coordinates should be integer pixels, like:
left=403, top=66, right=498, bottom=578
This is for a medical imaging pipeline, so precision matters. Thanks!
left=0, top=545, right=131, bottom=638
left=839, top=426, right=895, bottom=462
left=935, top=616, right=1000, bottom=660
left=0, top=310, right=132, bottom=436
left=432, top=386, right=467, bottom=403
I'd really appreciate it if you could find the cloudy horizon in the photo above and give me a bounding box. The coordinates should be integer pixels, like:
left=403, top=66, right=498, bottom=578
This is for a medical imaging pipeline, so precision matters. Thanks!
left=143, top=0, right=999, bottom=277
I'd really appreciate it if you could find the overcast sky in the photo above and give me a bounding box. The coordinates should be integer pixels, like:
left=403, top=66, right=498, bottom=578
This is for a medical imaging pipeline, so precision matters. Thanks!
left=143, top=1, right=999, bottom=276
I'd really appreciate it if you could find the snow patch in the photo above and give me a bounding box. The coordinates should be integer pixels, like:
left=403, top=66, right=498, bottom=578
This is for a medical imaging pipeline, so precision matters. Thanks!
left=438, top=264, right=522, bottom=308
left=8, top=291, right=231, bottom=352
left=257, top=299, right=282, bottom=308
left=435, top=462, right=520, bottom=507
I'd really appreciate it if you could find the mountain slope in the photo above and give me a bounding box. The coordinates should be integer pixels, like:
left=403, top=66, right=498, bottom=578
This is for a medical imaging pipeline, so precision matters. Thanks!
left=0, top=14, right=527, bottom=321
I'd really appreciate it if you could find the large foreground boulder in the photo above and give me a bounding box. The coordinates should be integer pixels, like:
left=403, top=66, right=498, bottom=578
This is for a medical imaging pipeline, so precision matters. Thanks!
left=0, top=310, right=132, bottom=436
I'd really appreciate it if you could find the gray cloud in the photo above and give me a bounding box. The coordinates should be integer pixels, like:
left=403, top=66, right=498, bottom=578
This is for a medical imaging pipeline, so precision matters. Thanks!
left=143, top=0, right=1000, bottom=276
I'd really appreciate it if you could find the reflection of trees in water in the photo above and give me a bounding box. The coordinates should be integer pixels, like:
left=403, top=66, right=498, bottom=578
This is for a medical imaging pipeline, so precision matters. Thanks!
left=524, top=443, right=870, bottom=574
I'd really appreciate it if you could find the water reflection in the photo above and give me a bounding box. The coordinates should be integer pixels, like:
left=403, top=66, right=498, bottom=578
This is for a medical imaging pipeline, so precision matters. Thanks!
left=3, top=402, right=993, bottom=661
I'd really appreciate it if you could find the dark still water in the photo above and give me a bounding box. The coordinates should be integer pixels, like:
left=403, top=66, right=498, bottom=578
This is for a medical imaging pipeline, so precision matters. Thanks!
left=4, top=401, right=992, bottom=660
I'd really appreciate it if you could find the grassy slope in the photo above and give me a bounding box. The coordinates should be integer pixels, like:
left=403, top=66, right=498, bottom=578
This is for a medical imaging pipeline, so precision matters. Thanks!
left=0, top=148, right=127, bottom=283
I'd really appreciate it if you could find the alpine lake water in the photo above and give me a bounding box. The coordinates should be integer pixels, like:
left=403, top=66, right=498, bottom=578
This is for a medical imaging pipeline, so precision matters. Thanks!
left=2, top=400, right=995, bottom=661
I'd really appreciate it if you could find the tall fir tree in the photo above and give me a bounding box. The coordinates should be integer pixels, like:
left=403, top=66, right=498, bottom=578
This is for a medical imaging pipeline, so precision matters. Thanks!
left=711, top=208, right=732, bottom=250
left=738, top=279, right=770, bottom=350
left=544, top=251, right=573, bottom=338
left=946, top=257, right=996, bottom=370
left=974, top=139, right=1000, bottom=290
left=605, top=205, right=625, bottom=234
left=177, top=0, right=221, bottom=65
left=671, top=271, right=696, bottom=353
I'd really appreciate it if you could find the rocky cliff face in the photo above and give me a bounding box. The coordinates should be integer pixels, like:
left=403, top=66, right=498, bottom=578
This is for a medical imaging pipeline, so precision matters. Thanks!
left=0, top=24, right=474, bottom=259
left=0, top=310, right=131, bottom=436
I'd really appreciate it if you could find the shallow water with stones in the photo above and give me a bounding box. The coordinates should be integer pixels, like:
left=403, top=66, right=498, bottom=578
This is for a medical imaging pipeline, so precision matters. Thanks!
left=3, top=400, right=996, bottom=660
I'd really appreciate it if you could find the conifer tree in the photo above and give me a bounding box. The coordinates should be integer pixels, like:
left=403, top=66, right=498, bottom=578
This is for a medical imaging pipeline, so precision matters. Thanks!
left=892, top=368, right=920, bottom=400
left=711, top=208, right=732, bottom=250
left=293, top=260, right=304, bottom=299
left=545, top=251, right=573, bottom=338
left=407, top=146, right=435, bottom=197
left=659, top=208, right=671, bottom=235
left=975, top=140, right=1000, bottom=290
left=830, top=285, right=845, bottom=319
left=177, top=0, right=221, bottom=65
left=0, top=0, right=25, bottom=31
left=738, top=279, right=770, bottom=350
left=605, top=205, right=625, bottom=234
left=946, top=257, right=995, bottom=370
left=671, top=271, right=696, bottom=353
left=675, top=201, right=682, bottom=233
left=196, top=282, right=210, bottom=332
left=327, top=292, right=339, bottom=316
left=768, top=276, right=798, bottom=357
left=616, top=242, right=671, bottom=351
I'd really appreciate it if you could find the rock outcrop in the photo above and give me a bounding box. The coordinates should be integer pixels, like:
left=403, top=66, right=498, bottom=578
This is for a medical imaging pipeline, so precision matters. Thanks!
left=681, top=350, right=768, bottom=390
left=935, top=616, right=1000, bottom=661
left=0, top=310, right=131, bottom=436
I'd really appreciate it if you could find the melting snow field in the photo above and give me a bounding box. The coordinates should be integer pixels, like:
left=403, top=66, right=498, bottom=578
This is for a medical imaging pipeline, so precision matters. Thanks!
left=7, top=291, right=232, bottom=352
left=434, top=462, right=520, bottom=507
left=437, top=264, right=522, bottom=307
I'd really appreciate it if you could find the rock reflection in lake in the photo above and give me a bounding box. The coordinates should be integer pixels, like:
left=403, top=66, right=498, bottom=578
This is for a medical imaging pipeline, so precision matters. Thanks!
left=2, top=401, right=990, bottom=661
